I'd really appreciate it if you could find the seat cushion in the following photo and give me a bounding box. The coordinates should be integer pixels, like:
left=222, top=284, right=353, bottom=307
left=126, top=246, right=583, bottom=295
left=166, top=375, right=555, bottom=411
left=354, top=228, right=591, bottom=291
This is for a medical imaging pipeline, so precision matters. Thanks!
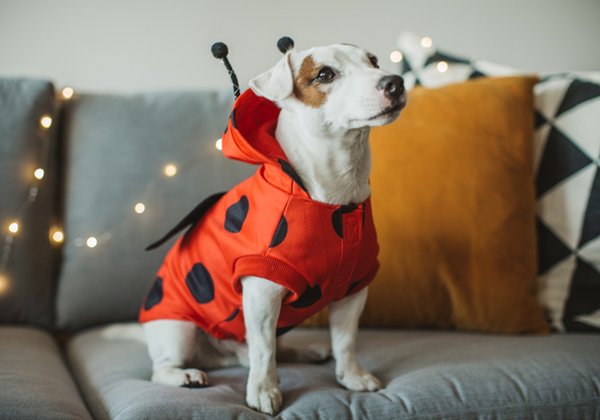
left=0, top=79, right=59, bottom=328
left=0, top=326, right=93, bottom=420
left=66, top=326, right=600, bottom=420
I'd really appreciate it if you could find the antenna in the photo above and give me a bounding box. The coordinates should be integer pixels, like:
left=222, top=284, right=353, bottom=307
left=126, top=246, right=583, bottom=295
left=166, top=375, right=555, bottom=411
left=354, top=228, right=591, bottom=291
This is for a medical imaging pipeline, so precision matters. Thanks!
left=211, top=42, right=240, bottom=99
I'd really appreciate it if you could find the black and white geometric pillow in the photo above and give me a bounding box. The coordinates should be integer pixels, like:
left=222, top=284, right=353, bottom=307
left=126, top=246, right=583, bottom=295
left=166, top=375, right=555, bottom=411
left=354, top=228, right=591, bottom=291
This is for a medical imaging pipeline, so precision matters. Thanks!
left=534, top=73, right=600, bottom=333
left=397, top=32, right=519, bottom=90
left=397, top=31, right=600, bottom=332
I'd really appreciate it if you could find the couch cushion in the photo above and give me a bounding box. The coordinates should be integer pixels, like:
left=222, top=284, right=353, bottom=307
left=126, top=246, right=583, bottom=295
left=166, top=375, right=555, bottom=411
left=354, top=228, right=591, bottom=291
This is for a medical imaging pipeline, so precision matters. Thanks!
left=66, top=325, right=600, bottom=420
left=0, top=326, right=93, bottom=420
left=0, top=78, right=59, bottom=328
left=56, top=90, right=256, bottom=332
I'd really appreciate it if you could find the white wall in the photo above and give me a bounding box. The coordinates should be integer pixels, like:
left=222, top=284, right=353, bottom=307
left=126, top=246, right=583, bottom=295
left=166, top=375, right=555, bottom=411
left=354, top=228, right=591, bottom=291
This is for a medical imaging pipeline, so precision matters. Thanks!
left=1, top=0, right=599, bottom=94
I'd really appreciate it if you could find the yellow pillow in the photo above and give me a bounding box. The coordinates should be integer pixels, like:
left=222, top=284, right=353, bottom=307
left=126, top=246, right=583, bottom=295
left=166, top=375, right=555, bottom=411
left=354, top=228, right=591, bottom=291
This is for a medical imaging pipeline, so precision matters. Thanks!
left=304, top=76, right=550, bottom=334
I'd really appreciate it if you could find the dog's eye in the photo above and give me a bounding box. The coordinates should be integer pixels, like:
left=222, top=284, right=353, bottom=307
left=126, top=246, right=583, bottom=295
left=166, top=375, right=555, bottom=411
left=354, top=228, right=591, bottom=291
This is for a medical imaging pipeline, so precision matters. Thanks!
left=316, top=67, right=335, bottom=83
left=369, top=56, right=379, bottom=68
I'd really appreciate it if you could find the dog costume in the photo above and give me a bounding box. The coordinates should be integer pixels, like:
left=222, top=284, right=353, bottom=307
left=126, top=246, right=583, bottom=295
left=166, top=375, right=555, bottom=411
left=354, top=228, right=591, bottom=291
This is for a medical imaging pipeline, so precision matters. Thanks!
left=139, top=89, right=380, bottom=343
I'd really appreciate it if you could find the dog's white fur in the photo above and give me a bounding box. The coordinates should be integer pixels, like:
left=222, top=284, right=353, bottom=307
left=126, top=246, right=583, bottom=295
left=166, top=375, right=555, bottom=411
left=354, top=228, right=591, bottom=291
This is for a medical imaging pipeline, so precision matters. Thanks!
left=143, top=44, right=405, bottom=415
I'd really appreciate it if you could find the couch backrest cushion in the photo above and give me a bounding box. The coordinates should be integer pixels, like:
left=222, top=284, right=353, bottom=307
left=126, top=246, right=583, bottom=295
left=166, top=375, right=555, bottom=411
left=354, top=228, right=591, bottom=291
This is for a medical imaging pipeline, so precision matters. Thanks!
left=56, top=90, right=255, bottom=332
left=0, top=79, right=59, bottom=328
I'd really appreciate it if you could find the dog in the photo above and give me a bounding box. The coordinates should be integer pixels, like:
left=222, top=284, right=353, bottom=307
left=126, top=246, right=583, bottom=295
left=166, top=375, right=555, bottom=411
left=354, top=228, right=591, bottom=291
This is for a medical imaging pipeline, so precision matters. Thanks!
left=140, top=43, right=406, bottom=415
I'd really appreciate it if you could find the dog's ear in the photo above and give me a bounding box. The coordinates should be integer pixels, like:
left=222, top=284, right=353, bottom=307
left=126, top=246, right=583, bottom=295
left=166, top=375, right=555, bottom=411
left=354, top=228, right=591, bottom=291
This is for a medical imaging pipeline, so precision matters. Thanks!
left=249, top=53, right=293, bottom=102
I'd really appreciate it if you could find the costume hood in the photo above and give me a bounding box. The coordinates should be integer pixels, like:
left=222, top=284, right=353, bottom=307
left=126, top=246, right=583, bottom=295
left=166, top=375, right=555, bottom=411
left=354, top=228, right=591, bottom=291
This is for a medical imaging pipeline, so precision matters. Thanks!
left=222, top=89, right=287, bottom=166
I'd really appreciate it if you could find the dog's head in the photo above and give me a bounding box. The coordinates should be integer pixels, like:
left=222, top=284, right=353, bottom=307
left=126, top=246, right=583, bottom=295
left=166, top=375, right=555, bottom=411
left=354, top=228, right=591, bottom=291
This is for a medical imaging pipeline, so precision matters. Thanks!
left=250, top=44, right=406, bottom=130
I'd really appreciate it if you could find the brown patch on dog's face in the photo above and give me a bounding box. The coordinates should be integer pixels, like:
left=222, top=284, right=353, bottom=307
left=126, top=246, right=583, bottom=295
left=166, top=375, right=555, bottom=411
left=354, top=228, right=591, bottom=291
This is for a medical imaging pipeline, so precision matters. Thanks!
left=293, top=55, right=327, bottom=108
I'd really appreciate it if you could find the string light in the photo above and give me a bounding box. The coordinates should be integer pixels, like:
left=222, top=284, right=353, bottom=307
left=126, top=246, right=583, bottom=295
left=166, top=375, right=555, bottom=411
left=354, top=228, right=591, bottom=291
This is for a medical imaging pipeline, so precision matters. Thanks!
left=86, top=237, right=98, bottom=248
left=1, top=105, right=55, bottom=283
left=34, top=168, right=45, bottom=179
left=215, top=139, right=223, bottom=151
left=62, top=87, right=74, bottom=99
left=52, top=230, right=64, bottom=243
left=164, top=164, right=177, bottom=177
left=134, top=203, right=146, bottom=214
left=8, top=223, right=19, bottom=234
left=437, top=61, right=449, bottom=73
left=421, top=37, right=433, bottom=48
left=390, top=51, right=403, bottom=63
left=0, top=273, right=7, bottom=293
left=40, top=116, right=52, bottom=129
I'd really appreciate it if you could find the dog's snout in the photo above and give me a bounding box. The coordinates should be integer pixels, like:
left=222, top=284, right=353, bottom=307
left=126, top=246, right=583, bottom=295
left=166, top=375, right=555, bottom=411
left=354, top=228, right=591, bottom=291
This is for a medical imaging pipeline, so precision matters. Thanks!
left=377, top=75, right=405, bottom=101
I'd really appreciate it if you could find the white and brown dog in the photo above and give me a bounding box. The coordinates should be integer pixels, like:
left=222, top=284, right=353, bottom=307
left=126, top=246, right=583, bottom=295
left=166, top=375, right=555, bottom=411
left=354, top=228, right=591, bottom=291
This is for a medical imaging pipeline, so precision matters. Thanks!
left=142, top=43, right=406, bottom=415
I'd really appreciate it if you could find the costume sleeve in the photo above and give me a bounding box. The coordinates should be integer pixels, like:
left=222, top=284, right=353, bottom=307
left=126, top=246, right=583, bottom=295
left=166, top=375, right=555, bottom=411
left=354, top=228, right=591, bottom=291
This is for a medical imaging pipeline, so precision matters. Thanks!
left=232, top=255, right=308, bottom=301
left=338, top=259, right=380, bottom=300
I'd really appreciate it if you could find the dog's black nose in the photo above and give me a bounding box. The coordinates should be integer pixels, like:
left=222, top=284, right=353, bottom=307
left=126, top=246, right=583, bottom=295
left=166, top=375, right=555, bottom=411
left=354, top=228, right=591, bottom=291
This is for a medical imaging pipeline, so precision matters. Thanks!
left=377, top=75, right=405, bottom=101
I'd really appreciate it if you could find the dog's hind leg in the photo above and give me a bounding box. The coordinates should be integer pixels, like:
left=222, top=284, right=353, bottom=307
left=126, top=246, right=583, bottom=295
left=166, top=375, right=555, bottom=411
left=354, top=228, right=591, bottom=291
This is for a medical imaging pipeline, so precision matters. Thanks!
left=143, top=320, right=208, bottom=387
left=276, top=337, right=332, bottom=363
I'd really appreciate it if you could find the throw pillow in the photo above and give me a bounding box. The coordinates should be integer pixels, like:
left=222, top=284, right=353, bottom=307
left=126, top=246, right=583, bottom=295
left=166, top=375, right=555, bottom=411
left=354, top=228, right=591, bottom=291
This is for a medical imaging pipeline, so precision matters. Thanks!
left=396, top=31, right=518, bottom=91
left=535, top=73, right=600, bottom=333
left=366, top=76, right=549, bottom=334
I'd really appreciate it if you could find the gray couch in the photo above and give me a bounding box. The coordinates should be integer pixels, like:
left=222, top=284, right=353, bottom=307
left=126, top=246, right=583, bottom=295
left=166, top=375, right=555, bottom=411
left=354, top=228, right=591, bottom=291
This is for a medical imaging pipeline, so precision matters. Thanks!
left=0, top=78, right=599, bottom=420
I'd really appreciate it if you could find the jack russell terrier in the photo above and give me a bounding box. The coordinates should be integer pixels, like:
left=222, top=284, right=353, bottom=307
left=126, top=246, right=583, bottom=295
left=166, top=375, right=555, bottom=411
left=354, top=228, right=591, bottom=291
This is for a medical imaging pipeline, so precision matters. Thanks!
left=139, top=43, right=406, bottom=415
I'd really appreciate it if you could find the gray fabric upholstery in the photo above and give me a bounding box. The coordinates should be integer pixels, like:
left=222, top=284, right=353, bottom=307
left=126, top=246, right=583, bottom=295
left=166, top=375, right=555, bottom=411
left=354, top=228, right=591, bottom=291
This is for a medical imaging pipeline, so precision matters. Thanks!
left=0, top=326, right=93, bottom=420
left=66, top=326, right=600, bottom=420
left=0, top=79, right=58, bottom=328
left=56, top=90, right=256, bottom=332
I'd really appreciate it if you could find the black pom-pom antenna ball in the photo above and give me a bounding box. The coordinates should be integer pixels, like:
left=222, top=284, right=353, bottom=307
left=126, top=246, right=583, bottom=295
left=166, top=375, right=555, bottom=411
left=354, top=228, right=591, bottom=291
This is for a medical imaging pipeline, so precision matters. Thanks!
left=277, top=37, right=294, bottom=54
left=211, top=37, right=295, bottom=99
left=210, top=42, right=229, bottom=60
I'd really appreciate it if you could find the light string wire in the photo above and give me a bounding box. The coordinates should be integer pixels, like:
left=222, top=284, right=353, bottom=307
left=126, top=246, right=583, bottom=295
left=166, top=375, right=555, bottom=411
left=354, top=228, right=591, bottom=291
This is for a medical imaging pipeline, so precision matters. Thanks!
left=0, top=86, right=225, bottom=293
left=70, top=145, right=222, bottom=250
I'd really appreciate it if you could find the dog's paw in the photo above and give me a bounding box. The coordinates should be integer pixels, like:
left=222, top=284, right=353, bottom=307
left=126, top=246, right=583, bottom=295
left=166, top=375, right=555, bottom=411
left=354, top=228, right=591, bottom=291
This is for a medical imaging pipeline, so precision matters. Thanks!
left=336, top=366, right=382, bottom=392
left=303, top=343, right=333, bottom=363
left=246, top=375, right=282, bottom=415
left=152, top=367, right=208, bottom=388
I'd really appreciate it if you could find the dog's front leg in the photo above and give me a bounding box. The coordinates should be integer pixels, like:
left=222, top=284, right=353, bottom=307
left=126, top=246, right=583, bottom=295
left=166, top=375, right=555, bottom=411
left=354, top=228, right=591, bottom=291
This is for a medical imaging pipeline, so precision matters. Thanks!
left=328, top=286, right=382, bottom=391
left=241, top=276, right=289, bottom=415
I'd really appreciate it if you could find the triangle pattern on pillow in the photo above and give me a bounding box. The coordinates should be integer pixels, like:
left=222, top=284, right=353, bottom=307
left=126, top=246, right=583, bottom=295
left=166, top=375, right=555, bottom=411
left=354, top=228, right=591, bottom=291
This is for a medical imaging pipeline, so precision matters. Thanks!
left=535, top=126, right=593, bottom=198
left=555, top=80, right=600, bottom=116
left=563, top=257, right=600, bottom=332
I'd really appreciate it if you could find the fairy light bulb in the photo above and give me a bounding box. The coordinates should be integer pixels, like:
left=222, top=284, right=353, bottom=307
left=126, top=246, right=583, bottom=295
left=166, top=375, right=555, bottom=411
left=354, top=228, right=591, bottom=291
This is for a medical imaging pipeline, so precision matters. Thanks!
left=40, top=116, right=52, bottom=129
left=437, top=61, right=449, bottom=73
left=86, top=237, right=98, bottom=248
left=34, top=168, right=45, bottom=179
left=62, top=87, right=74, bottom=99
left=8, top=222, right=19, bottom=234
left=135, top=203, right=146, bottom=214
left=0, top=273, right=7, bottom=292
left=390, top=51, right=403, bottom=63
left=164, top=164, right=177, bottom=177
left=215, top=139, right=223, bottom=150
left=421, top=37, right=433, bottom=48
left=52, top=230, right=64, bottom=243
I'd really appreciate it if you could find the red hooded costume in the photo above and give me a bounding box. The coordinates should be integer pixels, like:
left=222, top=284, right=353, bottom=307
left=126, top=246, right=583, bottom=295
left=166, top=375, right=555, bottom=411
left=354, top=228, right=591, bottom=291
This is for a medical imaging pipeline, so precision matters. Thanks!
left=139, top=90, right=379, bottom=343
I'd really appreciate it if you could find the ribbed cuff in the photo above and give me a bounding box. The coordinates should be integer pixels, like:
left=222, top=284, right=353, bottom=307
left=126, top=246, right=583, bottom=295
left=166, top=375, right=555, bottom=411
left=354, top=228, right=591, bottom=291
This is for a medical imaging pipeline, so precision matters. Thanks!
left=233, top=255, right=308, bottom=300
